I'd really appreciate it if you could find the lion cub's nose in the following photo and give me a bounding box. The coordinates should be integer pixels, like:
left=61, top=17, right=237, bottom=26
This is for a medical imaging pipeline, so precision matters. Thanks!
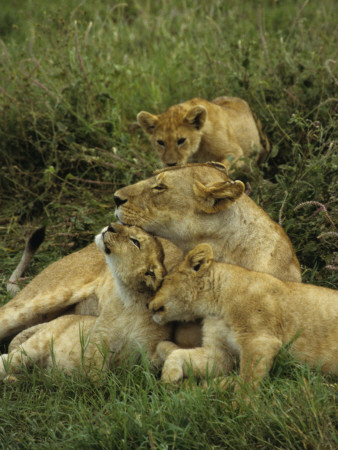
left=107, top=224, right=116, bottom=233
left=114, top=195, right=127, bottom=207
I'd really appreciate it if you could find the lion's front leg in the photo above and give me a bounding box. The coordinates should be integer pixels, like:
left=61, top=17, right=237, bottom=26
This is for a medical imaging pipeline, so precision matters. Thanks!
left=238, top=335, right=282, bottom=390
left=161, top=345, right=235, bottom=384
left=0, top=344, right=45, bottom=380
left=77, top=304, right=126, bottom=375
left=156, top=340, right=180, bottom=361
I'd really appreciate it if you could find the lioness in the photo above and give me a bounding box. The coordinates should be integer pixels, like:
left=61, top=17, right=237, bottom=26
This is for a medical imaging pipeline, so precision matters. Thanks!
left=0, top=224, right=177, bottom=379
left=149, top=244, right=338, bottom=388
left=137, top=96, right=269, bottom=171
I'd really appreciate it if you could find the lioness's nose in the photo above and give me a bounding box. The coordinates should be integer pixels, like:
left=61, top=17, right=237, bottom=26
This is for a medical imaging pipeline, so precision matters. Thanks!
left=114, top=195, right=127, bottom=207
left=150, top=304, right=165, bottom=313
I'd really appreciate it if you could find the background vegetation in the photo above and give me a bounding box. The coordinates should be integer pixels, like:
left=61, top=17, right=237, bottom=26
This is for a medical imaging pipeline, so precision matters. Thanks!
left=0, top=0, right=337, bottom=448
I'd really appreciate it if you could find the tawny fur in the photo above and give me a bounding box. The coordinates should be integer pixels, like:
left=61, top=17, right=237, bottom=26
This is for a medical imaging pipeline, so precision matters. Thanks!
left=0, top=243, right=110, bottom=341
left=149, top=244, right=338, bottom=387
left=0, top=227, right=197, bottom=348
left=137, top=96, right=269, bottom=172
left=0, top=225, right=179, bottom=379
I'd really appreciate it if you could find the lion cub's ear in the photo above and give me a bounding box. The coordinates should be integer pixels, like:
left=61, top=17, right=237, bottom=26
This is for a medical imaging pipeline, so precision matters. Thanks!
left=193, top=180, right=245, bottom=213
left=144, top=264, right=166, bottom=291
left=184, top=105, right=207, bottom=130
left=185, top=244, right=213, bottom=273
left=137, top=111, right=159, bottom=135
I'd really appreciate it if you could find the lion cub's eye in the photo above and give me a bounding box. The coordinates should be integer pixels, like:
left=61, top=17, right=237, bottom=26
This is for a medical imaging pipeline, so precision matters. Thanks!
left=130, top=238, right=140, bottom=249
left=177, top=138, right=186, bottom=146
left=157, top=140, right=165, bottom=146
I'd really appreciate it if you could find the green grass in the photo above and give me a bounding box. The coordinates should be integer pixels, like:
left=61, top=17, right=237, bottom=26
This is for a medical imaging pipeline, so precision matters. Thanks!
left=0, top=0, right=337, bottom=447
left=0, top=358, right=337, bottom=449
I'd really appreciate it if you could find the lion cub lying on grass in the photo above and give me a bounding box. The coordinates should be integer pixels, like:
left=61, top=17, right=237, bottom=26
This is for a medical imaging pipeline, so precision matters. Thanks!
left=149, top=244, right=338, bottom=388
left=0, top=224, right=176, bottom=380
left=137, top=96, right=269, bottom=172
left=0, top=225, right=183, bottom=344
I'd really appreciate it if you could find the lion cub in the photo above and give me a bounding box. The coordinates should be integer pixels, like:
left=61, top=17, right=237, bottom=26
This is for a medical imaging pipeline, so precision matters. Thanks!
left=0, top=225, right=175, bottom=379
left=149, top=244, right=338, bottom=388
left=137, top=96, right=269, bottom=172
left=0, top=223, right=183, bottom=343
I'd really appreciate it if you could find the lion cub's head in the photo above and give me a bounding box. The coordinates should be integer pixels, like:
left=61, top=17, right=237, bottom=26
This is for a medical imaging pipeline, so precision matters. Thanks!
left=137, top=103, right=207, bottom=166
left=149, top=244, right=214, bottom=325
left=95, top=223, right=165, bottom=292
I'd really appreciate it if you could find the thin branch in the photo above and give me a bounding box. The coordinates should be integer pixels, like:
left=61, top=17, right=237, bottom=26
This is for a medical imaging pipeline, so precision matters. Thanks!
left=257, top=4, right=270, bottom=71
left=294, top=201, right=337, bottom=230
left=74, top=20, right=91, bottom=89
left=31, top=79, right=58, bottom=99
left=325, top=59, right=338, bottom=85
left=317, top=231, right=338, bottom=239
left=70, top=176, right=114, bottom=185
left=0, top=85, right=16, bottom=103
left=278, top=191, right=288, bottom=225
left=0, top=39, right=12, bottom=68
left=285, top=0, right=309, bottom=42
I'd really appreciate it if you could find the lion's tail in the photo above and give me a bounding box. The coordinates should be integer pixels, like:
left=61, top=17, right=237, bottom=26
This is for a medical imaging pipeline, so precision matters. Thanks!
left=7, top=227, right=46, bottom=297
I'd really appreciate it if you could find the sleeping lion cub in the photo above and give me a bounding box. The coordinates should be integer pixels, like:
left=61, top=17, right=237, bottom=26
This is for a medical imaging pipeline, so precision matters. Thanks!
left=137, top=96, right=269, bottom=172
left=0, top=224, right=178, bottom=379
left=149, top=244, right=338, bottom=388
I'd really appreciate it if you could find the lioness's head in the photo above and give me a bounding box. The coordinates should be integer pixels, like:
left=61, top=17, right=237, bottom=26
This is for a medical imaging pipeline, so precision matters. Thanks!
left=149, top=244, right=214, bottom=325
left=137, top=103, right=207, bottom=166
left=114, top=163, right=245, bottom=249
left=95, top=223, right=165, bottom=292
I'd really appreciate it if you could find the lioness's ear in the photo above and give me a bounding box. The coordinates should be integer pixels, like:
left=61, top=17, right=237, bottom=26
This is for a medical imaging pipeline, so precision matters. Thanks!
left=184, top=105, right=207, bottom=130
left=137, top=111, right=159, bottom=135
left=193, top=180, right=245, bottom=213
left=144, top=264, right=166, bottom=291
left=185, top=244, right=213, bottom=273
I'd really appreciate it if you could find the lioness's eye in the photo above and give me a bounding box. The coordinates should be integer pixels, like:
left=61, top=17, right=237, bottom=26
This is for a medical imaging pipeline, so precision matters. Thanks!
left=152, top=184, right=166, bottom=192
left=130, top=238, right=140, bottom=249
left=157, top=140, right=165, bottom=146
left=177, top=138, right=186, bottom=145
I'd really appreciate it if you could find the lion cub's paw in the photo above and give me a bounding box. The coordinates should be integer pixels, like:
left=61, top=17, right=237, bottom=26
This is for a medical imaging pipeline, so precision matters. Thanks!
left=0, top=354, right=9, bottom=380
left=4, top=374, right=19, bottom=383
left=161, top=359, right=184, bottom=384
